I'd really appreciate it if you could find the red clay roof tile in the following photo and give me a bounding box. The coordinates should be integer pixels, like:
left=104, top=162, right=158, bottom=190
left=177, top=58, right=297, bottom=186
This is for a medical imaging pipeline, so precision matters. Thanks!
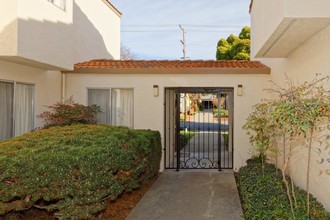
left=74, top=59, right=270, bottom=70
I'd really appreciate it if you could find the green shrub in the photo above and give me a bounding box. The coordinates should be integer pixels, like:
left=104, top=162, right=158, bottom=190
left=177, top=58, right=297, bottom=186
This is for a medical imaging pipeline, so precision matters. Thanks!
left=38, top=97, right=101, bottom=128
left=237, top=163, right=330, bottom=220
left=213, top=109, right=228, bottom=117
left=0, top=125, right=161, bottom=219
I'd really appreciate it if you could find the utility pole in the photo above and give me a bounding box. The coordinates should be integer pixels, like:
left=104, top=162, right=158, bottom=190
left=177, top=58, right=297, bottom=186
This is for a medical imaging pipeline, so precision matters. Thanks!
left=179, top=24, right=188, bottom=60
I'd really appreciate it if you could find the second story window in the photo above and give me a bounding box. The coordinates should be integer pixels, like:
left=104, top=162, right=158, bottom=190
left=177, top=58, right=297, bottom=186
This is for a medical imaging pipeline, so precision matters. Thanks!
left=48, top=0, right=66, bottom=11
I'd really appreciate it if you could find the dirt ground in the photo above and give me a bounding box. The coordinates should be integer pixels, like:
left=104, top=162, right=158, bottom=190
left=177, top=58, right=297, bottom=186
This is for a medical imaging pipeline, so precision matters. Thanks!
left=2, top=176, right=158, bottom=220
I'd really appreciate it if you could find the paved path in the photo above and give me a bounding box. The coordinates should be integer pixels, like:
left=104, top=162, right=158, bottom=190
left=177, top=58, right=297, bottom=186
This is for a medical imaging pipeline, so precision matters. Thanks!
left=180, top=112, right=229, bottom=131
left=126, top=171, right=244, bottom=220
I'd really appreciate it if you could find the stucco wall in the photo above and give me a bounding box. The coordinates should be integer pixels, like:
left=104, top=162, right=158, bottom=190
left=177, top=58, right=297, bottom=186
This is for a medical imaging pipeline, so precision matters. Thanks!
left=0, top=0, right=120, bottom=69
left=254, top=25, right=330, bottom=211
left=65, top=71, right=271, bottom=171
left=283, top=25, right=330, bottom=82
left=73, top=0, right=121, bottom=62
left=285, top=0, right=330, bottom=18
left=0, top=0, right=18, bottom=56
left=251, top=0, right=330, bottom=58
left=17, top=0, right=74, bottom=70
left=0, top=60, right=62, bottom=128
left=250, top=0, right=285, bottom=58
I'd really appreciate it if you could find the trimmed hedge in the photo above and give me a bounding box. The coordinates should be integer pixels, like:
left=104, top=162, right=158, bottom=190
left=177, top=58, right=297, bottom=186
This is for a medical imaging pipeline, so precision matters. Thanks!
left=0, top=125, right=161, bottom=219
left=237, top=163, right=330, bottom=220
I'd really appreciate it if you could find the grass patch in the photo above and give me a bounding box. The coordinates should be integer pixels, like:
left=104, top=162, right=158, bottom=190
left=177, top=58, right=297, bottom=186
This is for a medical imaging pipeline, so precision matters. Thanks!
left=180, top=130, right=197, bottom=141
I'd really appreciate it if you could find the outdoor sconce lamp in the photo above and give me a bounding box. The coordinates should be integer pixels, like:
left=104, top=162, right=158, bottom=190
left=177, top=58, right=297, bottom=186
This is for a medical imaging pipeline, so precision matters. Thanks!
left=153, top=85, right=159, bottom=97
left=237, top=84, right=243, bottom=96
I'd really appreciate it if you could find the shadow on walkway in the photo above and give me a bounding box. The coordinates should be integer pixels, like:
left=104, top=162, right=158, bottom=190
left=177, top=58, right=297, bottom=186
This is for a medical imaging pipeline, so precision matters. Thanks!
left=126, top=171, right=244, bottom=220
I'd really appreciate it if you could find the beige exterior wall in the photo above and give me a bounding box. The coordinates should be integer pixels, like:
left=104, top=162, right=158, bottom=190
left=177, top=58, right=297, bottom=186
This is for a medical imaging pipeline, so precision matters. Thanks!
left=65, top=71, right=271, bottom=171
left=250, top=0, right=285, bottom=58
left=0, top=0, right=18, bottom=56
left=0, top=60, right=62, bottom=128
left=73, top=0, right=121, bottom=62
left=16, top=0, right=74, bottom=70
left=0, top=0, right=121, bottom=135
left=285, top=0, right=330, bottom=18
left=283, top=25, right=330, bottom=82
left=251, top=0, right=330, bottom=58
left=0, top=0, right=120, bottom=70
left=252, top=0, right=330, bottom=209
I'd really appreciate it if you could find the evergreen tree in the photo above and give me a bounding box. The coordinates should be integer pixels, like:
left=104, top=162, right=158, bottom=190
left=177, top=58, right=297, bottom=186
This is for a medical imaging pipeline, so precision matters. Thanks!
left=216, top=26, right=250, bottom=60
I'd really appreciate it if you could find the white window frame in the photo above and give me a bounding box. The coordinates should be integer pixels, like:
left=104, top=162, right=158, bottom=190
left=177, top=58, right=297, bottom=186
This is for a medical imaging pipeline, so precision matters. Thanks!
left=87, top=87, right=134, bottom=128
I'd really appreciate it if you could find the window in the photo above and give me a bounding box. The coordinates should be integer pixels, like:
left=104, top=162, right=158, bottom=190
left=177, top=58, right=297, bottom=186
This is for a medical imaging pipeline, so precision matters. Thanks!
left=48, top=0, right=66, bottom=11
left=0, top=81, right=34, bottom=141
left=88, top=88, right=134, bottom=128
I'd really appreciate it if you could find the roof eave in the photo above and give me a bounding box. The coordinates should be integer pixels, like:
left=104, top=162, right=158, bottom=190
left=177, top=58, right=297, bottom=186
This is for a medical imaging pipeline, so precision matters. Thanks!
left=249, top=0, right=253, bottom=13
left=64, top=67, right=271, bottom=75
left=102, top=0, right=122, bottom=17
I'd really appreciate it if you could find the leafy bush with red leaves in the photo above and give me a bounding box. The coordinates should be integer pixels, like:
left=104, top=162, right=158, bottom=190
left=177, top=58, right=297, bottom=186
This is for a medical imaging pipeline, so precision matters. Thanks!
left=39, top=98, right=101, bottom=128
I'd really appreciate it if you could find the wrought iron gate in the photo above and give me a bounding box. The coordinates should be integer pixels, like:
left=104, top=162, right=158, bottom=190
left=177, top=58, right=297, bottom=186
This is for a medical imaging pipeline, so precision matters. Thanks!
left=165, top=88, right=233, bottom=171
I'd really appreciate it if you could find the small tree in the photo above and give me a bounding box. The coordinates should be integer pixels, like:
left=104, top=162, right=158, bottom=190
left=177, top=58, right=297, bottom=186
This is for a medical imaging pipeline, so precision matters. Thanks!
left=245, top=75, right=330, bottom=219
left=267, top=75, right=330, bottom=217
left=243, top=102, right=275, bottom=169
left=39, top=97, right=101, bottom=128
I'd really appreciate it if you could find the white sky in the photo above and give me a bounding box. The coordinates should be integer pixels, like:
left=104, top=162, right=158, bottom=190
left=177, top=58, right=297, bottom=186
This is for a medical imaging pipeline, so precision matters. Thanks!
left=110, top=0, right=251, bottom=60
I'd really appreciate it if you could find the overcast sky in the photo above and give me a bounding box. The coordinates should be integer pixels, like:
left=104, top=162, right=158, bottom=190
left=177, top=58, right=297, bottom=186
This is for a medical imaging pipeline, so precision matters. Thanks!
left=110, top=0, right=251, bottom=60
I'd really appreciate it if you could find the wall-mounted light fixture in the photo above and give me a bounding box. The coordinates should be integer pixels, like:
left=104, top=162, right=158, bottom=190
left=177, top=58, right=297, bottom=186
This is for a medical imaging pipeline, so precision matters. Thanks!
left=153, top=85, right=159, bottom=97
left=237, top=84, right=243, bottom=96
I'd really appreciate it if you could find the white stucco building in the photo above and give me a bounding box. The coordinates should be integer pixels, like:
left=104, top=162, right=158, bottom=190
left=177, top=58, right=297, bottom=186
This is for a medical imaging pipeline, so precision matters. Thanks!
left=0, top=0, right=121, bottom=140
left=250, top=0, right=330, bottom=210
left=0, top=0, right=329, bottom=212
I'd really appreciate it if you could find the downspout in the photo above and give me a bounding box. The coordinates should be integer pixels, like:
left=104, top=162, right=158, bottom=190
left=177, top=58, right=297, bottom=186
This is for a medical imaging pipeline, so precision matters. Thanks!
left=61, top=72, right=66, bottom=103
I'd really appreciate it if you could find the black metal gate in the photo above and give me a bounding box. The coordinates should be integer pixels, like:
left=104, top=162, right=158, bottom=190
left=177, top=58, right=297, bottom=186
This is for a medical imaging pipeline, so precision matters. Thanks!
left=165, top=88, right=233, bottom=171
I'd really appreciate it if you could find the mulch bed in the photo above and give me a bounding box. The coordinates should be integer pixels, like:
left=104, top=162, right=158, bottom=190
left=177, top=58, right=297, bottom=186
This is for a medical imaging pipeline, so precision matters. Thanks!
left=2, top=175, right=158, bottom=220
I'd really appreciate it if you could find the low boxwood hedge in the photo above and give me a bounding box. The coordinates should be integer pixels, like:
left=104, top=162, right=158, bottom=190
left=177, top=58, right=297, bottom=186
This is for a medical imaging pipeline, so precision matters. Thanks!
left=0, top=125, right=161, bottom=219
left=237, top=163, right=330, bottom=220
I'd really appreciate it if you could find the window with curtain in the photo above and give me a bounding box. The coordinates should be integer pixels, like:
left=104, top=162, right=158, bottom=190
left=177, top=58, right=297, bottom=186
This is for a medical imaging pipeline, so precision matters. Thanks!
left=15, top=83, right=34, bottom=137
left=0, top=81, right=34, bottom=141
left=88, top=89, right=110, bottom=124
left=0, top=82, right=14, bottom=141
left=88, top=88, right=134, bottom=128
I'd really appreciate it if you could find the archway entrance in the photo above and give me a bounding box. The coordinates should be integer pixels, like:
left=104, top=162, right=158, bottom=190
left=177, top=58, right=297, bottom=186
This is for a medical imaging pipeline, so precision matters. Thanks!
left=164, top=87, right=234, bottom=171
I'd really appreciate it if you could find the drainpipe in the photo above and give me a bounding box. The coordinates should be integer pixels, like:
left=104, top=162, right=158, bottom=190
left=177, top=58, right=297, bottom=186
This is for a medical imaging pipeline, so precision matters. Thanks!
left=61, top=72, right=66, bottom=103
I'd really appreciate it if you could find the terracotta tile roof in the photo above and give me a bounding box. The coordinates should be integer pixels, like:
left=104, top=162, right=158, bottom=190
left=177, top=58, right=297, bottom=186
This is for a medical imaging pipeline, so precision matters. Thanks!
left=74, top=59, right=270, bottom=70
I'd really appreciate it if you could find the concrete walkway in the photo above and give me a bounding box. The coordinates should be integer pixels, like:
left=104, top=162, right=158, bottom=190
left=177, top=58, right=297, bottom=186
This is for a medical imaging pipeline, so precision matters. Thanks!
left=126, top=171, right=244, bottom=220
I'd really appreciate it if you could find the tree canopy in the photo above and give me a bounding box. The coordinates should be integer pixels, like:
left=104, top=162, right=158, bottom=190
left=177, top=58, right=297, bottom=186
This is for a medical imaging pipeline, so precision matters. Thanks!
left=216, top=26, right=250, bottom=60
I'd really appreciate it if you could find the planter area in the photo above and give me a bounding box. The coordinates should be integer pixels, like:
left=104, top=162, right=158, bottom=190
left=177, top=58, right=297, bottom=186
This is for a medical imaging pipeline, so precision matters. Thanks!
left=236, top=162, right=330, bottom=220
